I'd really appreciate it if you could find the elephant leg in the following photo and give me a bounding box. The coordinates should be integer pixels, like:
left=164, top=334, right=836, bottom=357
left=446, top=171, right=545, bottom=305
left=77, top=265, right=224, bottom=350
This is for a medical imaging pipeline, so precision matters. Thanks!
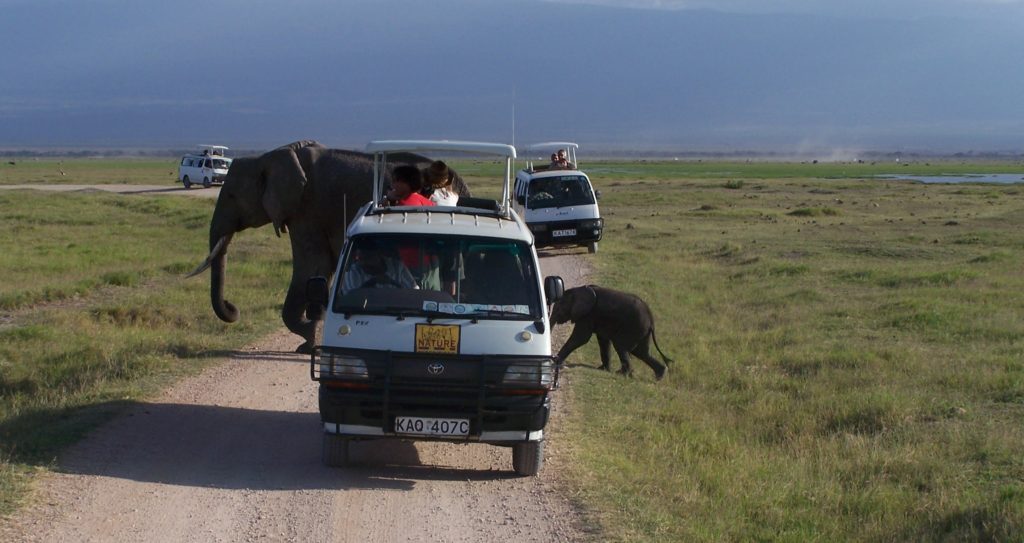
left=282, top=280, right=317, bottom=353
left=284, top=233, right=335, bottom=354
left=556, top=322, right=594, bottom=363
left=613, top=344, right=633, bottom=377
left=597, top=335, right=612, bottom=371
left=632, top=340, right=667, bottom=381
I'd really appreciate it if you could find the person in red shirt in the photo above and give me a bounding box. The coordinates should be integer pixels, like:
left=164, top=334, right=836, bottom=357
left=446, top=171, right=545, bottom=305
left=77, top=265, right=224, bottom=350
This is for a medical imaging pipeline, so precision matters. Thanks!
left=387, top=165, right=435, bottom=207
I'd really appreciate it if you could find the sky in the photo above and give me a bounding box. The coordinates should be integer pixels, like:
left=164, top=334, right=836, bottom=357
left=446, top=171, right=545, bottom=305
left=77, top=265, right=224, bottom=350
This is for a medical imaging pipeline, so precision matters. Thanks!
left=2, top=0, right=1023, bottom=153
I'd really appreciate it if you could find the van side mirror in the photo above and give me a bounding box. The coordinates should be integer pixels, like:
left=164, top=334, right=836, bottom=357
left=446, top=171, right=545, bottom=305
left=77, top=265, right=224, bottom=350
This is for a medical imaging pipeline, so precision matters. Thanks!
left=305, top=276, right=329, bottom=321
left=544, top=276, right=564, bottom=304
left=594, top=190, right=602, bottom=200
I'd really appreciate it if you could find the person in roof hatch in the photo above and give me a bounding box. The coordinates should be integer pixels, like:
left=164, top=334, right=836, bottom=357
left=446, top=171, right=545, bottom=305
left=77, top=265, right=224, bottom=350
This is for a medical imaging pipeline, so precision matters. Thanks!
left=386, top=165, right=435, bottom=206
left=421, top=160, right=460, bottom=206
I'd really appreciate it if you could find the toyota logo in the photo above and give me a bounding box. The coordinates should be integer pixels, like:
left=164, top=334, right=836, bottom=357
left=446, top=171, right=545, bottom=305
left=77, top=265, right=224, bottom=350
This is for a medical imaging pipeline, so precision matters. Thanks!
left=427, top=363, right=445, bottom=375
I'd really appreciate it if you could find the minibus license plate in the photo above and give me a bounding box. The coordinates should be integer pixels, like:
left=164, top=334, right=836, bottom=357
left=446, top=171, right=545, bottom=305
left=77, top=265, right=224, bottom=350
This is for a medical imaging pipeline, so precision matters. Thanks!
left=394, top=416, right=470, bottom=437
left=552, top=228, right=576, bottom=237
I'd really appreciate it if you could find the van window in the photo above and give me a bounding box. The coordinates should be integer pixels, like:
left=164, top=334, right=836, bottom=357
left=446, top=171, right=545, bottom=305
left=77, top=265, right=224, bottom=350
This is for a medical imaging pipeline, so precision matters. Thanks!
left=203, top=159, right=212, bottom=168
left=527, top=175, right=595, bottom=209
left=212, top=159, right=230, bottom=170
left=333, top=234, right=541, bottom=319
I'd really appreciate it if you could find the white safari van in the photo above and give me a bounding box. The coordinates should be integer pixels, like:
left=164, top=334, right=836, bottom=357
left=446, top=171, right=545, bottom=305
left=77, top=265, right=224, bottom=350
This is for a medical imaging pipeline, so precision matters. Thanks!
left=305, top=140, right=565, bottom=476
left=513, top=142, right=603, bottom=253
left=178, top=145, right=232, bottom=189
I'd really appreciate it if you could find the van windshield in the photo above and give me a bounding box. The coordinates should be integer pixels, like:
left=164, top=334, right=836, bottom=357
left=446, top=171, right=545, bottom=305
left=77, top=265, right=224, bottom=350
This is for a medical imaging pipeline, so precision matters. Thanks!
left=527, top=175, right=595, bottom=209
left=333, top=234, right=542, bottom=319
left=211, top=159, right=231, bottom=170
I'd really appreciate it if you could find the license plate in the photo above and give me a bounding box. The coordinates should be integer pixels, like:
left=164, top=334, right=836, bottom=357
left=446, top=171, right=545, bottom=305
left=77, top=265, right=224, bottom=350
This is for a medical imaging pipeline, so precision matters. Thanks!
left=552, top=228, right=576, bottom=237
left=394, top=416, right=470, bottom=437
left=415, top=324, right=460, bottom=354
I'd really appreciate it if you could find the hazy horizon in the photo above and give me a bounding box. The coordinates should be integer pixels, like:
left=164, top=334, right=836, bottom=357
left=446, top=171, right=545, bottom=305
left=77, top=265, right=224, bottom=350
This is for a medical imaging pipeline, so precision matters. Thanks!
left=3, top=0, right=1023, bottom=153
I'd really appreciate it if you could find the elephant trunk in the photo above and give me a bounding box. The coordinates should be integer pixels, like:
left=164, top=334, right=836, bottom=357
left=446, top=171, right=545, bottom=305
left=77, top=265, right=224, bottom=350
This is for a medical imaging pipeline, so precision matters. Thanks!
left=208, top=233, right=239, bottom=323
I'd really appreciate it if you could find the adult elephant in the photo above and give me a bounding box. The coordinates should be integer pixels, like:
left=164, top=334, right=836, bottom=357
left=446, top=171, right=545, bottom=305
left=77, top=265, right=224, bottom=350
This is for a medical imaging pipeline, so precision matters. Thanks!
left=188, top=140, right=471, bottom=353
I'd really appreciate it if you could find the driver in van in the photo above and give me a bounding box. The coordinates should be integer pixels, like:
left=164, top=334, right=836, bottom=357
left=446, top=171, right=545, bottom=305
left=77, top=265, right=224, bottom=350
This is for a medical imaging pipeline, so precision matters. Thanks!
left=341, top=241, right=418, bottom=292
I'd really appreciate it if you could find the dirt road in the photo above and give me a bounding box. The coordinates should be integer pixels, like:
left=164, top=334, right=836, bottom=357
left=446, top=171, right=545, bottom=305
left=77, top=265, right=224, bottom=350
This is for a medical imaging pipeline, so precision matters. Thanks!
left=2, top=248, right=591, bottom=542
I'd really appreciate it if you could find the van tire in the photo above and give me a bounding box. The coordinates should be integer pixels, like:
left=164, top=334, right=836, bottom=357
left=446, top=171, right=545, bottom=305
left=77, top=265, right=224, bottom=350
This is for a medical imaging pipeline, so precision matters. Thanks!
left=512, top=440, right=544, bottom=476
left=203, top=177, right=212, bottom=188
left=322, top=433, right=351, bottom=467
left=182, top=176, right=191, bottom=189
left=588, top=241, right=598, bottom=254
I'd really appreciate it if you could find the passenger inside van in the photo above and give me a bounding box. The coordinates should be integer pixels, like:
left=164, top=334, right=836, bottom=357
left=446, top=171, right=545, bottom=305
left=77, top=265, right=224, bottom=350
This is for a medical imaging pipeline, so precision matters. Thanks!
left=341, top=242, right=418, bottom=292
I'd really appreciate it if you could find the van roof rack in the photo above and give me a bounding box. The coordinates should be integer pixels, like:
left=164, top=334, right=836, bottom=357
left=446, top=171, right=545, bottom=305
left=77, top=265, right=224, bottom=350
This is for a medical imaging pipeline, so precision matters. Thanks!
left=366, top=140, right=517, bottom=218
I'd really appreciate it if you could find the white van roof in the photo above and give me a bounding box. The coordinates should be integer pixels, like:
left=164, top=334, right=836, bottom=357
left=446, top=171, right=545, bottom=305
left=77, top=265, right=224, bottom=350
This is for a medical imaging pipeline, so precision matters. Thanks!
left=349, top=206, right=533, bottom=243
left=366, top=140, right=516, bottom=158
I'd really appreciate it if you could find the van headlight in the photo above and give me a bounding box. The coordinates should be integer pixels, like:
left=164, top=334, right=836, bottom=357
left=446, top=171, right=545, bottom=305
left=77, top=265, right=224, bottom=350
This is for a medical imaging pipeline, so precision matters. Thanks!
left=502, top=359, right=554, bottom=388
left=578, top=219, right=603, bottom=229
left=318, top=353, right=369, bottom=380
left=529, top=223, right=548, bottom=233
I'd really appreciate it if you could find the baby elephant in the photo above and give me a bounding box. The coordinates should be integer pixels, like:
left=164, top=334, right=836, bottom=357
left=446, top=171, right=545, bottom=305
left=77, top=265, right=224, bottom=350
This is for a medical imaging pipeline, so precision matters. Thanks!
left=550, top=285, right=673, bottom=380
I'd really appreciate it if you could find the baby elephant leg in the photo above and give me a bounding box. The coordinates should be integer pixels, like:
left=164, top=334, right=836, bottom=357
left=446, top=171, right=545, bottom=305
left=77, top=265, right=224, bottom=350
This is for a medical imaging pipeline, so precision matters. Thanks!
left=632, top=340, right=667, bottom=381
left=614, top=345, right=634, bottom=377
left=597, top=334, right=613, bottom=371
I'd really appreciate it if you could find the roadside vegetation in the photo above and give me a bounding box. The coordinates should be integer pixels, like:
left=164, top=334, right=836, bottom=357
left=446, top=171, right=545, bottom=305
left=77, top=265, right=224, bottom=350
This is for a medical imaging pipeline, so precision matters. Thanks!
left=563, top=173, right=1024, bottom=541
left=1, top=160, right=1022, bottom=540
left=0, top=190, right=290, bottom=516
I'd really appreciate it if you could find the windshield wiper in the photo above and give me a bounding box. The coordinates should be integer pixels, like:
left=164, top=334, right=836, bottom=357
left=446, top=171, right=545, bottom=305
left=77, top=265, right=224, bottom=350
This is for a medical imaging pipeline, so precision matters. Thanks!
left=467, top=308, right=532, bottom=322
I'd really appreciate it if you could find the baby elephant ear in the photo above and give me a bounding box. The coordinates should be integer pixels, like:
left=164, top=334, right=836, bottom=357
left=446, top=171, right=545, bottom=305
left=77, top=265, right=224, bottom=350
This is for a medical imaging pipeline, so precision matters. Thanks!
left=570, top=286, right=598, bottom=322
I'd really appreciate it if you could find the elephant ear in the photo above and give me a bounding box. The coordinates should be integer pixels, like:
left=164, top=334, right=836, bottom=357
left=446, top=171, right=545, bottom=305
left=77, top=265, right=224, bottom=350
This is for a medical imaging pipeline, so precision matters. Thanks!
left=449, top=169, right=471, bottom=197
left=569, top=286, right=598, bottom=322
left=260, top=146, right=308, bottom=233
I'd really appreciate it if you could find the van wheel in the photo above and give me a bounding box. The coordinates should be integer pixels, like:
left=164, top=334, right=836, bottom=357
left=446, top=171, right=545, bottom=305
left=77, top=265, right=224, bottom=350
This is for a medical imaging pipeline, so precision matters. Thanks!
left=588, top=242, right=598, bottom=254
left=322, top=433, right=350, bottom=467
left=182, top=176, right=191, bottom=189
left=512, top=440, right=544, bottom=476
left=203, top=177, right=212, bottom=188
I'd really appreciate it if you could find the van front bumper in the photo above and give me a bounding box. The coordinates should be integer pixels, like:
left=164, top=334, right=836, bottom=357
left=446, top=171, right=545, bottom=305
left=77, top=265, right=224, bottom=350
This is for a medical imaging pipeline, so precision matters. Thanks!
left=528, top=218, right=603, bottom=247
left=313, top=347, right=557, bottom=444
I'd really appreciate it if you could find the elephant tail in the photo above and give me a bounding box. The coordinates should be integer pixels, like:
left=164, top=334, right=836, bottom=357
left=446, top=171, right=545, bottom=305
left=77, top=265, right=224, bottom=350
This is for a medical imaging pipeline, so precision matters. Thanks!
left=650, top=327, right=674, bottom=365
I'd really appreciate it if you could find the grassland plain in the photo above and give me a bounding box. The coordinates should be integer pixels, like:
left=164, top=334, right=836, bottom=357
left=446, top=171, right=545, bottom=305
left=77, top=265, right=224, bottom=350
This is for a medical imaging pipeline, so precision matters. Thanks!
left=560, top=171, right=1024, bottom=541
left=0, top=158, right=180, bottom=186
left=1, top=160, right=1023, bottom=542
left=0, top=190, right=291, bottom=516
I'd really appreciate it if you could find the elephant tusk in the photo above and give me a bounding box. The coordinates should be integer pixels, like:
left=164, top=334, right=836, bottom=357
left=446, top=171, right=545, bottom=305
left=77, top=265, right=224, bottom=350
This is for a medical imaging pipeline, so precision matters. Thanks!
left=186, top=258, right=212, bottom=278
left=185, top=235, right=229, bottom=278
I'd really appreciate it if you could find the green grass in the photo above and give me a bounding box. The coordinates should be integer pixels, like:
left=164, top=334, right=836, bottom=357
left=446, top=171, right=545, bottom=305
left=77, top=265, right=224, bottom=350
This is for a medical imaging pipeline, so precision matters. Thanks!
left=451, top=156, right=1024, bottom=183
left=0, top=190, right=291, bottom=515
left=560, top=174, right=1024, bottom=541
left=0, top=158, right=180, bottom=186
left=1, top=161, right=1023, bottom=541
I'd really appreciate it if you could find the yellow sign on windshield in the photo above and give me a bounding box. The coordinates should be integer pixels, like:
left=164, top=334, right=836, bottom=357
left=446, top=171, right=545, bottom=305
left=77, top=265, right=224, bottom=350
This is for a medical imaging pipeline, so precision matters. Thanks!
left=415, top=324, right=461, bottom=354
